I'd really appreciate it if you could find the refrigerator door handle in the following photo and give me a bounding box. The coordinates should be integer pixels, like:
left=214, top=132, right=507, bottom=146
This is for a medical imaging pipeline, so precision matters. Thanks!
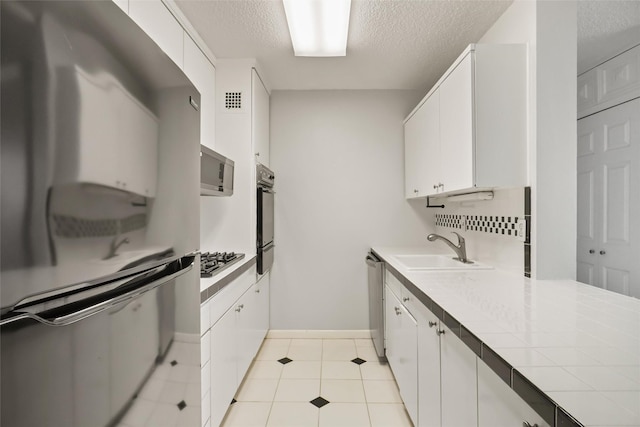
left=0, top=254, right=195, bottom=327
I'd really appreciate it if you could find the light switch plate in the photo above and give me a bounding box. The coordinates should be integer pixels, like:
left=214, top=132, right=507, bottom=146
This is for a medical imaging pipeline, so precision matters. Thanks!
left=516, top=218, right=527, bottom=242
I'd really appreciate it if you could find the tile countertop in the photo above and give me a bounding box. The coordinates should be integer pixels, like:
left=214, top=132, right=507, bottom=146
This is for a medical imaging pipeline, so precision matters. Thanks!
left=372, top=246, right=640, bottom=427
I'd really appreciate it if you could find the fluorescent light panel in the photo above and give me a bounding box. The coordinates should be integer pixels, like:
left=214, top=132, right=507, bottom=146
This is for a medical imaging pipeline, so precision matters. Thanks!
left=283, top=0, right=351, bottom=57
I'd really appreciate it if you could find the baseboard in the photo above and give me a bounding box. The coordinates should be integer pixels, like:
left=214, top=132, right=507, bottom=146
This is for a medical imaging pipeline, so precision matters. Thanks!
left=266, top=329, right=372, bottom=339
left=174, top=332, right=200, bottom=343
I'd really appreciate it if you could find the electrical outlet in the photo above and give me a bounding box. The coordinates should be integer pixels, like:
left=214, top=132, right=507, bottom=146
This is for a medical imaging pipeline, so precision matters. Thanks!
left=517, top=218, right=527, bottom=242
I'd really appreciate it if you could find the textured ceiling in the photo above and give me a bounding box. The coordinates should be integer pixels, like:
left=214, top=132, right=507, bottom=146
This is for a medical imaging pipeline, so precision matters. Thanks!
left=577, top=0, right=640, bottom=74
left=176, top=0, right=640, bottom=89
left=176, top=0, right=513, bottom=91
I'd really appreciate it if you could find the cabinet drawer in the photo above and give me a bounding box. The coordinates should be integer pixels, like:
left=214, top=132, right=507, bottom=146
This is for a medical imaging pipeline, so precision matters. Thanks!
left=209, top=265, right=256, bottom=328
left=385, top=269, right=403, bottom=300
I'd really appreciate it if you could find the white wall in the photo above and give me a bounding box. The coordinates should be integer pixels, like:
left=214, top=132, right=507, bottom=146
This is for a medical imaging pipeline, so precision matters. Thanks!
left=270, top=90, right=436, bottom=330
left=479, top=0, right=577, bottom=280
left=200, top=60, right=256, bottom=259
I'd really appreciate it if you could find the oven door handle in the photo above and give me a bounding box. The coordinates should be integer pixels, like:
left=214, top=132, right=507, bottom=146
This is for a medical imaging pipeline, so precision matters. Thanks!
left=0, top=254, right=195, bottom=328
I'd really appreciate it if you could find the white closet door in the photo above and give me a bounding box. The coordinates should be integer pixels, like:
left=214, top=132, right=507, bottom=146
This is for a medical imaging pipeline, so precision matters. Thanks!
left=577, top=98, right=640, bottom=297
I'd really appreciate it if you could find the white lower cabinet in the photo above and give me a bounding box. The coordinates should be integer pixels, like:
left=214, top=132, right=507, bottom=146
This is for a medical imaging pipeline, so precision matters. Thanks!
left=385, top=285, right=418, bottom=425
left=236, top=275, right=270, bottom=381
left=210, top=305, right=238, bottom=427
left=407, top=298, right=441, bottom=427
left=477, top=361, right=550, bottom=427
left=440, top=323, right=478, bottom=427
left=208, top=271, right=270, bottom=427
left=385, top=269, right=546, bottom=427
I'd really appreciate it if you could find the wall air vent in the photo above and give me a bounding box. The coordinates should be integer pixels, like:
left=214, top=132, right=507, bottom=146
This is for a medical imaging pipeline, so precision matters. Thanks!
left=225, top=92, right=242, bottom=110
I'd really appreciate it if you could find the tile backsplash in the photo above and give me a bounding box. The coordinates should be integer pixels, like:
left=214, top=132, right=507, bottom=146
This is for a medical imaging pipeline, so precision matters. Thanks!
left=433, top=187, right=531, bottom=276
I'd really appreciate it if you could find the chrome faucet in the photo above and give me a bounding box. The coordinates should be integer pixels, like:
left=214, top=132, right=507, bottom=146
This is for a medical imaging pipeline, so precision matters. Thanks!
left=427, top=232, right=471, bottom=264
left=103, top=223, right=130, bottom=260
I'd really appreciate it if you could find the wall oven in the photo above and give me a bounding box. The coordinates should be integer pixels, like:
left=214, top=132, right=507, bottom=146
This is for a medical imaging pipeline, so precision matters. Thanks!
left=257, top=164, right=275, bottom=275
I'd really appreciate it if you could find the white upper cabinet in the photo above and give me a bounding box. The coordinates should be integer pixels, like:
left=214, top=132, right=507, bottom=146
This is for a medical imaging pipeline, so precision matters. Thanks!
left=405, top=91, right=439, bottom=198
left=184, top=35, right=216, bottom=149
left=128, top=0, right=184, bottom=69
left=404, top=44, right=527, bottom=198
left=252, top=69, right=270, bottom=166
left=439, top=53, right=474, bottom=193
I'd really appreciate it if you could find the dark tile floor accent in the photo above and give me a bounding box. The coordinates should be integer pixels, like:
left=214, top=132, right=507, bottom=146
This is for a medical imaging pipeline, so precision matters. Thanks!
left=310, top=396, right=330, bottom=408
left=351, top=357, right=366, bottom=365
left=177, top=400, right=186, bottom=411
left=278, top=357, right=293, bottom=365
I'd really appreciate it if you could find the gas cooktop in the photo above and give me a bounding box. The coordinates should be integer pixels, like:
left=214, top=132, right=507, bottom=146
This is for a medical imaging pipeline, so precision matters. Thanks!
left=200, top=252, right=245, bottom=278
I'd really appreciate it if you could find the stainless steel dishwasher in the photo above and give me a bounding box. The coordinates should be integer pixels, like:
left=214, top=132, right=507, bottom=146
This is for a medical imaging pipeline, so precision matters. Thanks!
left=366, top=251, right=385, bottom=359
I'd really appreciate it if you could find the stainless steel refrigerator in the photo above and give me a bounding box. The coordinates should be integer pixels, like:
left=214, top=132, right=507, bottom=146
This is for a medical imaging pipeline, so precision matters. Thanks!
left=1, top=2, right=201, bottom=426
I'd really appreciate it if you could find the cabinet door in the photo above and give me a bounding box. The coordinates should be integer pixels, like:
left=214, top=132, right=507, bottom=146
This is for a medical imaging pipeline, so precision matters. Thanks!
left=440, top=323, right=478, bottom=427
left=236, top=285, right=261, bottom=382
left=405, top=92, right=440, bottom=198
left=210, top=307, right=238, bottom=427
left=255, top=272, right=270, bottom=342
left=384, top=285, right=400, bottom=369
left=408, top=299, right=441, bottom=427
left=397, top=303, right=418, bottom=426
left=478, top=360, right=550, bottom=427
left=385, top=287, right=418, bottom=426
left=184, top=35, right=216, bottom=150
left=252, top=69, right=270, bottom=166
left=440, top=53, right=474, bottom=193
left=404, top=105, right=425, bottom=198
left=128, top=0, right=184, bottom=69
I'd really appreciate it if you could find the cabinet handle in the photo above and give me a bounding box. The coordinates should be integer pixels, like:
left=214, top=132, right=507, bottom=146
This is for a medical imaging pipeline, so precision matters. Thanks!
left=600, top=250, right=606, bottom=255
left=235, top=304, right=244, bottom=312
left=403, top=297, right=410, bottom=302
left=589, top=249, right=595, bottom=254
left=394, top=307, right=401, bottom=316
left=433, top=184, right=438, bottom=190
left=256, top=152, right=260, bottom=156
left=255, top=288, right=261, bottom=293
left=438, top=183, right=444, bottom=188
left=436, top=329, right=445, bottom=336
left=414, top=189, right=419, bottom=193
left=523, top=422, right=539, bottom=427
left=428, top=321, right=437, bottom=328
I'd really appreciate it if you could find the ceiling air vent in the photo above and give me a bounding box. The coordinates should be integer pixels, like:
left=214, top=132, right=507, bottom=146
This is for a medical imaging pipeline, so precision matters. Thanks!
left=225, top=92, right=242, bottom=110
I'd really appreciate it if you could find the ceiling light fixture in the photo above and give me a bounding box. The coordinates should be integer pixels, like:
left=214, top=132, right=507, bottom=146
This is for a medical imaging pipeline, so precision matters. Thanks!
left=283, top=0, right=351, bottom=57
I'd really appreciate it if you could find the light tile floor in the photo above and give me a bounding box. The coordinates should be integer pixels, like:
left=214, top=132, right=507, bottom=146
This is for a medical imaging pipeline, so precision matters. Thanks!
left=220, top=338, right=414, bottom=427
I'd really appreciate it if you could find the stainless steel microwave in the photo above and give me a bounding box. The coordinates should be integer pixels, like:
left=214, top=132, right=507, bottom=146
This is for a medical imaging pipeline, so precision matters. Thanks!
left=200, top=145, right=234, bottom=196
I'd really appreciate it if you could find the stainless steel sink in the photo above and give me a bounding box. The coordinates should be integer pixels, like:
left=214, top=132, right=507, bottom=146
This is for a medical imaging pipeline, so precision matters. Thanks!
left=392, top=254, right=492, bottom=271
